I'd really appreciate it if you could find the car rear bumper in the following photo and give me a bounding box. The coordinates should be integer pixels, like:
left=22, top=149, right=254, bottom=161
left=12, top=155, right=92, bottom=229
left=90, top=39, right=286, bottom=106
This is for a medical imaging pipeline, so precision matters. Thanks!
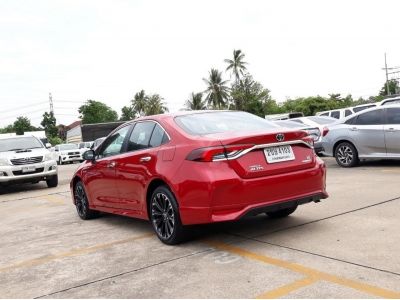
left=177, top=157, right=327, bottom=225
left=0, top=161, right=57, bottom=184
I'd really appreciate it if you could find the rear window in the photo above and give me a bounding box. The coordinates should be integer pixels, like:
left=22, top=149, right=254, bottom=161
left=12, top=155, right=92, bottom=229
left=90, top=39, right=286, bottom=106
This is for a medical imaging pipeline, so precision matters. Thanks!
left=0, top=137, right=43, bottom=152
left=175, top=111, right=277, bottom=135
left=353, top=105, right=376, bottom=113
left=330, top=111, right=340, bottom=119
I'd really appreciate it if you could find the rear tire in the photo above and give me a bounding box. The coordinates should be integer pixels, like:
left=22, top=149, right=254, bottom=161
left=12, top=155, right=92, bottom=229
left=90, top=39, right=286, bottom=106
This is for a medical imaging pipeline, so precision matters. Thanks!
left=46, top=175, right=58, bottom=188
left=74, top=181, right=98, bottom=220
left=266, top=205, right=298, bottom=218
left=150, top=185, right=186, bottom=245
left=334, top=142, right=359, bottom=168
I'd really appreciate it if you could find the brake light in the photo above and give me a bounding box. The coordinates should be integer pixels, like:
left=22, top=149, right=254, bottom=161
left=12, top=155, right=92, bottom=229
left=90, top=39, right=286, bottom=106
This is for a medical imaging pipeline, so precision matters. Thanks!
left=322, top=127, right=329, bottom=137
left=186, top=144, right=254, bottom=162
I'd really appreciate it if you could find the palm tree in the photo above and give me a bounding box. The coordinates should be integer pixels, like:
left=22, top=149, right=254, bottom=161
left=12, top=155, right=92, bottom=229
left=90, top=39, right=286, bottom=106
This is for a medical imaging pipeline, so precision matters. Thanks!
left=131, top=90, right=148, bottom=116
left=202, top=69, right=230, bottom=109
left=224, top=49, right=248, bottom=82
left=145, top=94, right=169, bottom=116
left=185, top=92, right=206, bottom=110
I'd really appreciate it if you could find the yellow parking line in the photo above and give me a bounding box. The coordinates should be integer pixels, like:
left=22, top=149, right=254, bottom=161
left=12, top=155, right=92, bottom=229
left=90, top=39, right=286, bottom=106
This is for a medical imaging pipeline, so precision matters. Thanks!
left=256, top=277, right=318, bottom=299
left=40, top=194, right=65, bottom=205
left=205, top=240, right=400, bottom=299
left=0, top=233, right=153, bottom=273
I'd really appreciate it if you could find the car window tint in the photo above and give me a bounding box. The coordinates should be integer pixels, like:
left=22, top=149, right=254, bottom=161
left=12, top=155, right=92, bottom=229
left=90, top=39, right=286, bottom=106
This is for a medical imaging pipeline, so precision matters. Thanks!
left=345, top=110, right=352, bottom=117
left=382, top=99, right=400, bottom=105
left=99, top=125, right=130, bottom=158
left=386, top=108, right=400, bottom=124
left=149, top=124, right=169, bottom=147
left=354, top=109, right=383, bottom=125
left=127, top=122, right=155, bottom=151
left=330, top=111, right=340, bottom=119
left=320, top=112, right=329, bottom=116
left=345, top=117, right=356, bottom=125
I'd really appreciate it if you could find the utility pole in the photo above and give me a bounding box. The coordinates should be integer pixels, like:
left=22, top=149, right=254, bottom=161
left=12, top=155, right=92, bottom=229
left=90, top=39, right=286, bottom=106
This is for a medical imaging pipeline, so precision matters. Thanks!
left=384, top=53, right=390, bottom=96
left=49, top=92, right=54, bottom=114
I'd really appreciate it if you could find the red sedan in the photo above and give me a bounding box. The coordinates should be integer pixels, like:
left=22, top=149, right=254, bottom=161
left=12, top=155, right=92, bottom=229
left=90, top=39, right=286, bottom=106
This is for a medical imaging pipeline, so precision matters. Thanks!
left=71, top=111, right=328, bottom=244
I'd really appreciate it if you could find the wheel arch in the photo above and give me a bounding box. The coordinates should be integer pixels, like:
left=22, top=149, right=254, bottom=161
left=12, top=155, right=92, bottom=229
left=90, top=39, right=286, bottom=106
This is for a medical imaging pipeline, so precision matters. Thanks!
left=71, top=175, right=82, bottom=205
left=333, top=139, right=358, bottom=156
left=145, top=177, right=178, bottom=220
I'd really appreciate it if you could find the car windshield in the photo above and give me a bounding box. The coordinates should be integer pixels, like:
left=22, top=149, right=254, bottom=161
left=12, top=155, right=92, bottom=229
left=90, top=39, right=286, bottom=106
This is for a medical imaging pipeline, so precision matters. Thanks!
left=60, top=144, right=78, bottom=150
left=306, top=116, right=337, bottom=125
left=175, top=111, right=277, bottom=135
left=0, top=137, right=43, bottom=152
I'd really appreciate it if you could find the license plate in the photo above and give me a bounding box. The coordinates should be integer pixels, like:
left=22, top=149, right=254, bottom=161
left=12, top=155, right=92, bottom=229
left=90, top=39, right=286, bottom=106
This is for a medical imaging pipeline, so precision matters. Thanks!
left=22, top=166, right=36, bottom=173
left=264, top=145, right=295, bottom=163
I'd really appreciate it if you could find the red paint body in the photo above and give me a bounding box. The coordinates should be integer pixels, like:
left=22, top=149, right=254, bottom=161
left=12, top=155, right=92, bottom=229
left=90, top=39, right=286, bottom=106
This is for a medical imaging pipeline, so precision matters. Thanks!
left=71, top=112, right=328, bottom=225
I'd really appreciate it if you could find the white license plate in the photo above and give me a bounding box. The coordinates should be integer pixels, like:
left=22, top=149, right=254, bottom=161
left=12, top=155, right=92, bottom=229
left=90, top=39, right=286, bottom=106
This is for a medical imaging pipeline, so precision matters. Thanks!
left=22, top=166, right=36, bottom=173
left=264, top=145, right=295, bottom=163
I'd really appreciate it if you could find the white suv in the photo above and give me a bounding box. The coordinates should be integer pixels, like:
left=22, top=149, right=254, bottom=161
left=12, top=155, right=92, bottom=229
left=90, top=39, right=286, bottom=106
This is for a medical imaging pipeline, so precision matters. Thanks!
left=0, top=135, right=58, bottom=187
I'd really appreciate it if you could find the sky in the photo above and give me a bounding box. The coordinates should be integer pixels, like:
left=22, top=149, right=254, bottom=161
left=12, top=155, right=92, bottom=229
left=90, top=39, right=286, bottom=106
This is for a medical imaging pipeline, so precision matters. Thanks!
left=1, top=0, right=400, bottom=127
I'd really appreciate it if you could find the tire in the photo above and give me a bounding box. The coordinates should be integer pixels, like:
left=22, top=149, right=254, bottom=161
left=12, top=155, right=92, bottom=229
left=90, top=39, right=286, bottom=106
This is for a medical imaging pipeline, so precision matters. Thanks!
left=46, top=175, right=58, bottom=188
left=150, top=185, right=186, bottom=245
left=74, top=181, right=98, bottom=220
left=266, top=205, right=298, bottom=218
left=334, top=142, right=359, bottom=168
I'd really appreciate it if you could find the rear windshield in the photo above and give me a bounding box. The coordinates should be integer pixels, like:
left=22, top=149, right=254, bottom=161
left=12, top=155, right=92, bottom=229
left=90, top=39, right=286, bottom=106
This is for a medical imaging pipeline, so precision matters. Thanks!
left=60, top=144, right=78, bottom=150
left=175, top=111, right=277, bottom=135
left=0, top=137, right=43, bottom=152
left=274, top=120, right=304, bottom=128
left=306, top=116, right=336, bottom=125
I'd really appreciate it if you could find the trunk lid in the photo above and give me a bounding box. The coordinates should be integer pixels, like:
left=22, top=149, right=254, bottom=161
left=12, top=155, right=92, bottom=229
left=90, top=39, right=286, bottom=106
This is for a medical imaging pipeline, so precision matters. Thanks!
left=206, top=129, right=316, bottom=178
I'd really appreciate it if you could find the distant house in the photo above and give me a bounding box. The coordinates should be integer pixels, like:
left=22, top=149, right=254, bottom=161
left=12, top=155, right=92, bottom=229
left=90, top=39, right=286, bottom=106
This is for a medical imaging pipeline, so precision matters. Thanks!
left=66, top=120, right=82, bottom=143
left=66, top=120, right=124, bottom=143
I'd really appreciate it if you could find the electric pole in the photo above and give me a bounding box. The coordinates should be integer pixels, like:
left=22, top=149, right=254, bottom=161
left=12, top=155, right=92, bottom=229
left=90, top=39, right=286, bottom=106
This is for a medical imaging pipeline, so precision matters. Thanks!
left=49, top=92, right=54, bottom=114
left=384, top=53, right=390, bottom=96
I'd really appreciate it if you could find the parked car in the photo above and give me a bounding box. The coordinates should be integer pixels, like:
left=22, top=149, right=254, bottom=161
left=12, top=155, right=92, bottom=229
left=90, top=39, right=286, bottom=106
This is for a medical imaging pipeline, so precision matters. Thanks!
left=71, top=111, right=328, bottom=244
left=322, top=104, right=400, bottom=167
left=274, top=119, right=326, bottom=154
left=316, top=104, right=377, bottom=119
left=0, top=135, right=58, bottom=187
left=54, top=144, right=82, bottom=165
left=78, top=141, right=94, bottom=160
left=378, top=96, right=400, bottom=106
left=289, top=116, right=336, bottom=153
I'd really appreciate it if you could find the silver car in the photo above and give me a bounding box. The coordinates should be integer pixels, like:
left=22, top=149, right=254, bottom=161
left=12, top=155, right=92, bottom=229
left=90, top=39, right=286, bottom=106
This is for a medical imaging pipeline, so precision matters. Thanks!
left=322, top=104, right=400, bottom=167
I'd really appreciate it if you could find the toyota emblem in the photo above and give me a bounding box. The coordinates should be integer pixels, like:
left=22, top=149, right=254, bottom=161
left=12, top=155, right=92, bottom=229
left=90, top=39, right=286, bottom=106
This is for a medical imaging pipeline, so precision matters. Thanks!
left=276, top=133, right=285, bottom=142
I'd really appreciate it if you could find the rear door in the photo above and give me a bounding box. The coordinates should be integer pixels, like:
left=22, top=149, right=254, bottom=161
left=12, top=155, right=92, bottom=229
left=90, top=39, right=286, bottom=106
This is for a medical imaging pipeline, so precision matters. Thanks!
left=115, top=122, right=169, bottom=213
left=384, top=107, right=400, bottom=157
left=349, top=109, right=386, bottom=157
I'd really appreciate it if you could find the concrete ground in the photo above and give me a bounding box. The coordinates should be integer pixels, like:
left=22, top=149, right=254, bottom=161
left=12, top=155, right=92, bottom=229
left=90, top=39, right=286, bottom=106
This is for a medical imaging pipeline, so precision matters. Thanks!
left=0, top=158, right=399, bottom=298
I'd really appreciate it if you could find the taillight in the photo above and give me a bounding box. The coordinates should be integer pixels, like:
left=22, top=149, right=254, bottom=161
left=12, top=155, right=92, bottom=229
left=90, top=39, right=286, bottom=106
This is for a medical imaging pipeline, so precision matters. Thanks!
left=302, top=136, right=314, bottom=147
left=322, top=127, right=329, bottom=137
left=186, top=144, right=254, bottom=162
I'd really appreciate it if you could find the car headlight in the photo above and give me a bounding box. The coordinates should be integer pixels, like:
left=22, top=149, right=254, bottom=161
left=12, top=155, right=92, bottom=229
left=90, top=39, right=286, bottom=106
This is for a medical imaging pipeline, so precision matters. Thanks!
left=0, top=158, right=9, bottom=166
left=44, top=152, right=53, bottom=161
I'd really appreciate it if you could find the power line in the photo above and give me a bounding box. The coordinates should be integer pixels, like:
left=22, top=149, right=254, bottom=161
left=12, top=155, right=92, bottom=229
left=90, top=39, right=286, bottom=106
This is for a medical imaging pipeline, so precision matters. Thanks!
left=0, top=101, right=48, bottom=114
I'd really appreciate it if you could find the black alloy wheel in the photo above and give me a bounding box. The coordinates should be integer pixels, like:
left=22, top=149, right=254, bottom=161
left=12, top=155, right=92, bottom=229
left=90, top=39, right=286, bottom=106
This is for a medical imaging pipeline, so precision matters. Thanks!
left=74, top=181, right=97, bottom=220
left=150, top=186, right=185, bottom=245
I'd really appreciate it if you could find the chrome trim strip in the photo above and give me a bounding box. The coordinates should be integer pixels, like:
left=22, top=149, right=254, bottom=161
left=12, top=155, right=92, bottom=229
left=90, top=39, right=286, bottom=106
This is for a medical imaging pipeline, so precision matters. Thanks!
left=212, top=140, right=313, bottom=161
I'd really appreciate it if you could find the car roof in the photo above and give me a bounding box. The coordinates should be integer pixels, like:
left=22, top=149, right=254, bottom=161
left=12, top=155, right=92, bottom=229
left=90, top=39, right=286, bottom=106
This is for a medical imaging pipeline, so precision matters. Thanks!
left=0, top=134, right=37, bottom=140
left=339, top=103, right=400, bottom=123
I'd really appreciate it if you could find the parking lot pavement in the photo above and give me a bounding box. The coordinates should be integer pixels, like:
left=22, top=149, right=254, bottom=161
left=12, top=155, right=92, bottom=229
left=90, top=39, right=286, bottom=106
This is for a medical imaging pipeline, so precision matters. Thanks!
left=0, top=158, right=399, bottom=298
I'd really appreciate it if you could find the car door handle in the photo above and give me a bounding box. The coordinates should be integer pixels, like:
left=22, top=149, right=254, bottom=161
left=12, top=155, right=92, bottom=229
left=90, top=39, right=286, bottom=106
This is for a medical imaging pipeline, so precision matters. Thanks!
left=107, top=161, right=116, bottom=168
left=350, top=127, right=358, bottom=131
left=386, top=128, right=397, bottom=132
left=139, top=156, right=152, bottom=163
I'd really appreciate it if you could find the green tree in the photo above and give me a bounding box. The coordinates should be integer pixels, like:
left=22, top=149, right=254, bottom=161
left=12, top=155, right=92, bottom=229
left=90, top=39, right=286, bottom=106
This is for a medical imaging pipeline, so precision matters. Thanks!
left=145, top=94, right=169, bottom=116
left=78, top=100, right=118, bottom=124
left=203, top=68, right=230, bottom=109
left=185, top=92, right=207, bottom=110
left=230, top=75, right=279, bottom=117
left=13, top=116, right=34, bottom=135
left=41, top=111, right=58, bottom=138
left=48, top=136, right=63, bottom=146
left=379, top=79, right=399, bottom=96
left=0, top=124, right=15, bottom=134
left=131, top=90, right=148, bottom=116
left=224, top=49, right=248, bottom=82
left=120, top=105, right=136, bottom=121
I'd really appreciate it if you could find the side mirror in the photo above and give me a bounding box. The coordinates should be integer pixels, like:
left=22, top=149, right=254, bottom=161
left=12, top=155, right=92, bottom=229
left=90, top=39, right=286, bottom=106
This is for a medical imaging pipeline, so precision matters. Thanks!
left=45, top=143, right=51, bottom=148
left=83, top=150, right=95, bottom=161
